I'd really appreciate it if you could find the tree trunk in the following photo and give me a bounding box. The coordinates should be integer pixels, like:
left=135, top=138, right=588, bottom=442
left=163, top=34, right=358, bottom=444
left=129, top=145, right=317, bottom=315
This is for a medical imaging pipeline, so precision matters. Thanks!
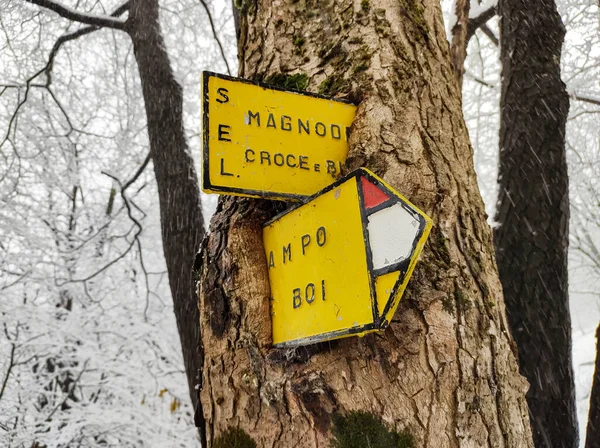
left=126, top=0, right=204, bottom=411
left=197, top=1, right=533, bottom=446
left=495, top=1, right=577, bottom=447
left=586, top=324, right=600, bottom=448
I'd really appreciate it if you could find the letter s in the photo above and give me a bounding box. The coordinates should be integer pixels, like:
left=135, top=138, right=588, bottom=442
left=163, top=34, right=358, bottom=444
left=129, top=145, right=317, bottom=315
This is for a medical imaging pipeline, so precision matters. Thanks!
left=216, top=88, right=229, bottom=104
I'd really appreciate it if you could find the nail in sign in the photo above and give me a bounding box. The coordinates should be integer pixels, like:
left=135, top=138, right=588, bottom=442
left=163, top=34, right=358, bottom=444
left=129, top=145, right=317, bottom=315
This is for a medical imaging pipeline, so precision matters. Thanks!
left=201, top=71, right=357, bottom=200
left=263, top=168, right=432, bottom=347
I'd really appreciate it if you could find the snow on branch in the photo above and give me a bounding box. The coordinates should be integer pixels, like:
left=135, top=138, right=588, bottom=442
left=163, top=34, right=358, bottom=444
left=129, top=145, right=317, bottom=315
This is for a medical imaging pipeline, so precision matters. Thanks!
left=25, top=0, right=128, bottom=30
left=45, top=2, right=131, bottom=83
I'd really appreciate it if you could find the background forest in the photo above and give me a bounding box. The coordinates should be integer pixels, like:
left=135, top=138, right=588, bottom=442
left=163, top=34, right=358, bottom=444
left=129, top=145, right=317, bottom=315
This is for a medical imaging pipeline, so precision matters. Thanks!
left=0, top=0, right=598, bottom=446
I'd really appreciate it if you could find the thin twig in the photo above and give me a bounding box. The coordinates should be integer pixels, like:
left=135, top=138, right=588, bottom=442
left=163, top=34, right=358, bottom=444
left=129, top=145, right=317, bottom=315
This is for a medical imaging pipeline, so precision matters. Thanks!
left=122, top=151, right=152, bottom=191
left=0, top=344, right=16, bottom=403
left=197, top=0, right=231, bottom=75
left=572, top=94, right=600, bottom=107
left=45, top=359, right=89, bottom=422
left=101, top=168, right=151, bottom=321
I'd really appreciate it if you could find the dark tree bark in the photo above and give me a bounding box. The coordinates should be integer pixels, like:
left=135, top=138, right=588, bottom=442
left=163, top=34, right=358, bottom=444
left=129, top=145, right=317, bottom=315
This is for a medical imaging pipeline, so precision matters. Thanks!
left=586, top=324, right=600, bottom=448
left=126, top=0, right=204, bottom=411
left=495, top=1, right=577, bottom=447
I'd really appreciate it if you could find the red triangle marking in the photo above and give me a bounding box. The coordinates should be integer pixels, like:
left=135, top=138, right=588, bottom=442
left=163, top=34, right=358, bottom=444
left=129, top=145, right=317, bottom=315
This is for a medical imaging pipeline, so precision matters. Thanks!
left=360, top=176, right=391, bottom=209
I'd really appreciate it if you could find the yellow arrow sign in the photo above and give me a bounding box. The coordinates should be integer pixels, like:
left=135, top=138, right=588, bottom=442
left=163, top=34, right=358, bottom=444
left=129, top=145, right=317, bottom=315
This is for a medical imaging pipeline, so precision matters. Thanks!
left=201, top=72, right=357, bottom=200
left=263, top=168, right=432, bottom=347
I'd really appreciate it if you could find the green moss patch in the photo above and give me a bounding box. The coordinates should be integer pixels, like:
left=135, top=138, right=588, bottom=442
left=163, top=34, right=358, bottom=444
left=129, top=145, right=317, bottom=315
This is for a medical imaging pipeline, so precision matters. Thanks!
left=330, top=411, right=415, bottom=448
left=318, top=74, right=350, bottom=96
left=265, top=73, right=309, bottom=91
left=214, top=427, right=257, bottom=448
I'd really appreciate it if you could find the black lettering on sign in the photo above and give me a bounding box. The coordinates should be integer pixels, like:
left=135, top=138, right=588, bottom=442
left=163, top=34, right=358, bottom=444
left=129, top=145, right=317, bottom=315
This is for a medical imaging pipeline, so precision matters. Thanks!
left=273, top=153, right=285, bottom=166
left=286, top=154, right=297, bottom=168
left=314, top=163, right=320, bottom=172
left=247, top=110, right=260, bottom=126
left=281, top=116, right=292, bottom=131
left=315, top=122, right=326, bottom=137
left=245, top=149, right=255, bottom=162
left=299, top=156, right=309, bottom=170
left=326, top=160, right=337, bottom=175
left=268, top=251, right=275, bottom=269
left=327, top=160, right=337, bottom=176
left=216, top=88, right=229, bottom=103
left=283, top=243, right=292, bottom=264
left=260, top=151, right=271, bottom=165
left=220, top=158, right=233, bottom=176
left=218, top=124, right=231, bottom=142
left=305, top=283, right=315, bottom=304
left=301, top=234, right=311, bottom=255
left=316, top=227, right=327, bottom=246
left=298, top=119, right=310, bottom=135
left=293, top=288, right=302, bottom=309
left=321, top=279, right=326, bottom=301
left=267, top=113, right=276, bottom=129
left=331, top=124, right=341, bottom=139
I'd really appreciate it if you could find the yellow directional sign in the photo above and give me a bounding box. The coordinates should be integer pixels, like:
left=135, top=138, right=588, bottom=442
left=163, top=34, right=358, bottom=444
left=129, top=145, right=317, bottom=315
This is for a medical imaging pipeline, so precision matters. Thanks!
left=201, top=71, right=357, bottom=200
left=263, top=168, right=432, bottom=347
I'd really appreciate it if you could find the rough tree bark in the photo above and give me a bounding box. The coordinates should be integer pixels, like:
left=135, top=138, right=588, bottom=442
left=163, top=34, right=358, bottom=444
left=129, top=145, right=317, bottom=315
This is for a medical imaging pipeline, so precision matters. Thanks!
left=586, top=324, right=600, bottom=448
left=495, top=1, right=577, bottom=447
left=197, top=0, right=533, bottom=446
left=126, top=0, right=205, bottom=410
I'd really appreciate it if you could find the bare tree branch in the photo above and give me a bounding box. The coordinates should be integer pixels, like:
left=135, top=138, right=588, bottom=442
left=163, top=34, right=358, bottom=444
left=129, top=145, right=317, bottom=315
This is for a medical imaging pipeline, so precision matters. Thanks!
left=573, top=94, right=600, bottom=107
left=101, top=168, right=151, bottom=321
left=24, top=0, right=128, bottom=30
left=1, top=3, right=130, bottom=148
left=122, top=150, right=152, bottom=191
left=45, top=359, right=89, bottom=422
left=466, top=6, right=497, bottom=46
left=0, top=344, right=16, bottom=403
left=197, top=0, right=231, bottom=75
left=44, top=2, right=130, bottom=84
left=480, top=23, right=499, bottom=46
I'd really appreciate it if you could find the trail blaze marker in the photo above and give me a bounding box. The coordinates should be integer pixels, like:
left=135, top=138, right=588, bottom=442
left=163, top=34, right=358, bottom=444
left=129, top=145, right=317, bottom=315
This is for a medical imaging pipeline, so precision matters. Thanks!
left=201, top=71, right=357, bottom=200
left=263, top=168, right=432, bottom=347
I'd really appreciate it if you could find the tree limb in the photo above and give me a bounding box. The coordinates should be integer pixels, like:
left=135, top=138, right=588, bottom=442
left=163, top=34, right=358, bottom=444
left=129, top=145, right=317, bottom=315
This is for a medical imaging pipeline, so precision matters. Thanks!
left=1, top=3, right=130, bottom=148
left=45, top=2, right=130, bottom=83
left=122, top=150, right=152, bottom=191
left=0, top=344, right=16, bottom=403
left=101, top=168, right=150, bottom=321
left=466, top=6, right=497, bottom=46
left=573, top=94, right=600, bottom=107
left=479, top=23, right=499, bottom=46
left=24, top=0, right=128, bottom=30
